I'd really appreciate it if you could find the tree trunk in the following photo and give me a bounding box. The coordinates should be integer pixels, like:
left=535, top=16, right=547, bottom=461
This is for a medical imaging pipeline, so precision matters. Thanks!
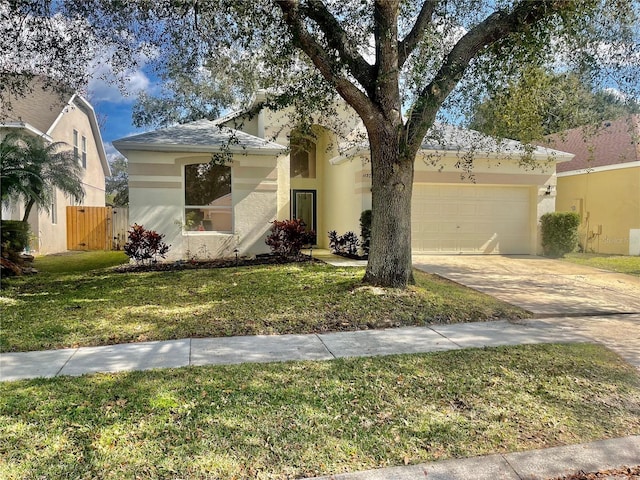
left=22, top=198, right=36, bottom=223
left=363, top=125, right=415, bottom=288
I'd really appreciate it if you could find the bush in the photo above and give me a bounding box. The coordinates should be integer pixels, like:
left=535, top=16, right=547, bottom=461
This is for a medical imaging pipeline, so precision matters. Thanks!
left=124, top=224, right=170, bottom=264
left=360, top=210, right=372, bottom=255
left=265, top=219, right=315, bottom=258
left=1, top=220, right=30, bottom=254
left=328, top=230, right=360, bottom=256
left=540, top=212, right=581, bottom=257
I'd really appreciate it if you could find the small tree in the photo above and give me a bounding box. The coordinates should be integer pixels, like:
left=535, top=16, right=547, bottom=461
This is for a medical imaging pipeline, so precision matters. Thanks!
left=265, top=219, right=315, bottom=258
left=540, top=212, right=581, bottom=258
left=124, top=224, right=170, bottom=264
left=0, top=132, right=84, bottom=222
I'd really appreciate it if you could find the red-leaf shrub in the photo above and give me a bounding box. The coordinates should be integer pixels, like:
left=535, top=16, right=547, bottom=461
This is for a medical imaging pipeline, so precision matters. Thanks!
left=265, top=219, right=315, bottom=258
left=124, top=224, right=170, bottom=264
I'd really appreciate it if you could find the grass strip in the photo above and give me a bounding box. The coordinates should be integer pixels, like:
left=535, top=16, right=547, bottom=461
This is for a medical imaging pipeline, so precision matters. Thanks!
left=1, top=263, right=529, bottom=352
left=1, top=343, right=639, bottom=479
left=562, top=253, right=640, bottom=277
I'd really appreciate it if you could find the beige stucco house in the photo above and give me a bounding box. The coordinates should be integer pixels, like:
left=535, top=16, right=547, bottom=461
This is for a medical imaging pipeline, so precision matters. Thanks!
left=546, top=116, right=640, bottom=255
left=1, top=78, right=110, bottom=254
left=114, top=95, right=573, bottom=261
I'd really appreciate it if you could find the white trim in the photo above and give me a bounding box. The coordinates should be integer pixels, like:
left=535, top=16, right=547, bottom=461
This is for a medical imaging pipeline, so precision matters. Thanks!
left=557, top=161, right=640, bottom=177
left=0, top=122, right=53, bottom=142
left=113, top=141, right=285, bottom=156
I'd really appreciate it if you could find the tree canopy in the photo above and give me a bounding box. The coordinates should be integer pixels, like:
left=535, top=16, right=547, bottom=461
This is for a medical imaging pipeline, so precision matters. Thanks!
left=469, top=66, right=640, bottom=142
left=3, top=1, right=639, bottom=287
left=0, top=132, right=84, bottom=222
left=105, top=156, right=129, bottom=207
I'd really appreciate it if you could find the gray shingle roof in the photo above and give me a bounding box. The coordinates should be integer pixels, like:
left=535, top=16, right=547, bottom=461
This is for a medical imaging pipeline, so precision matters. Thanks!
left=421, top=123, right=572, bottom=159
left=112, top=119, right=285, bottom=155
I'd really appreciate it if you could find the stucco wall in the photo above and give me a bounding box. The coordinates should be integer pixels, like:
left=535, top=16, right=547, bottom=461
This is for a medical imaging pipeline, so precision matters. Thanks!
left=557, top=166, right=640, bottom=254
left=127, top=150, right=281, bottom=261
left=1, top=99, right=107, bottom=255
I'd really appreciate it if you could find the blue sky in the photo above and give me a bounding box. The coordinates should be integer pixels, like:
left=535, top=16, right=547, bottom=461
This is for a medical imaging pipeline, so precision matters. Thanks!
left=87, top=63, right=158, bottom=161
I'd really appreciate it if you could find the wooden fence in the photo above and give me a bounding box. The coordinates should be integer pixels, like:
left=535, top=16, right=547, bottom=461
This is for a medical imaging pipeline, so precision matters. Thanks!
left=67, top=206, right=130, bottom=251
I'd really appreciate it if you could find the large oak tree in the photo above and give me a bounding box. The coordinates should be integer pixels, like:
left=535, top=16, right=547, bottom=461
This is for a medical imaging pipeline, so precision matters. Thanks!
left=3, top=1, right=638, bottom=287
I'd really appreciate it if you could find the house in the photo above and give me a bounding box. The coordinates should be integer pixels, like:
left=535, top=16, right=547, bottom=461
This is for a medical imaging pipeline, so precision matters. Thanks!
left=545, top=116, right=640, bottom=255
left=0, top=77, right=110, bottom=254
left=113, top=94, right=573, bottom=261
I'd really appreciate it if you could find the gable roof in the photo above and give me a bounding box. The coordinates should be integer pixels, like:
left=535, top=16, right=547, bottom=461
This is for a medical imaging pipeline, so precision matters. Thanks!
left=0, top=78, right=110, bottom=177
left=544, top=115, right=640, bottom=173
left=112, top=119, right=286, bottom=155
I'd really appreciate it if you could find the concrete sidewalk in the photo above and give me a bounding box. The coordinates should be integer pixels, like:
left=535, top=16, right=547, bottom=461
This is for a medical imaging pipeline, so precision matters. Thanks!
left=306, top=435, right=640, bottom=480
left=2, top=321, right=638, bottom=479
left=0, top=319, right=592, bottom=381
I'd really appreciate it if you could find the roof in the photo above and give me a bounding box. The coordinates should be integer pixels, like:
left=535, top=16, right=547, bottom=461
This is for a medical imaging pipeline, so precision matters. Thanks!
left=112, top=119, right=286, bottom=155
left=331, top=122, right=574, bottom=164
left=544, top=115, right=640, bottom=173
left=421, top=123, right=572, bottom=159
left=0, top=77, right=110, bottom=177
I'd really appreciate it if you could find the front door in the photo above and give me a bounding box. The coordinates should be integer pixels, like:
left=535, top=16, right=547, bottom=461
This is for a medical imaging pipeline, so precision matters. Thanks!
left=292, top=189, right=317, bottom=242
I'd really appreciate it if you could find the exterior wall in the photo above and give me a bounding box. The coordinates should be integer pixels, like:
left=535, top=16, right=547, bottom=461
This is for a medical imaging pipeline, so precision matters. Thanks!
left=127, top=150, right=281, bottom=261
left=1, top=99, right=107, bottom=255
left=342, top=152, right=557, bottom=254
left=49, top=103, right=106, bottom=206
left=557, top=165, right=640, bottom=254
left=224, top=101, right=561, bottom=255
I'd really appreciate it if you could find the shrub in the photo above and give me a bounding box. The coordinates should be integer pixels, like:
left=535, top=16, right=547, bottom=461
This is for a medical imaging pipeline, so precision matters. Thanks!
left=124, top=224, right=170, bottom=264
left=360, top=209, right=372, bottom=255
left=265, top=219, right=315, bottom=258
left=540, top=212, right=581, bottom=257
left=1, top=220, right=30, bottom=254
left=328, top=230, right=360, bottom=256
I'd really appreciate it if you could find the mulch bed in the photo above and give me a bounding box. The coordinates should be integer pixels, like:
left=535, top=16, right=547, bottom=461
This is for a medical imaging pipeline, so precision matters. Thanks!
left=113, top=253, right=320, bottom=273
left=548, top=466, right=640, bottom=479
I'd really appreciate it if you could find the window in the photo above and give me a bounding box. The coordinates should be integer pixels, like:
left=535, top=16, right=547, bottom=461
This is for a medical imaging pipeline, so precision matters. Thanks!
left=51, top=191, right=57, bottom=224
left=184, top=163, right=232, bottom=232
left=81, top=135, right=87, bottom=169
left=73, top=129, right=79, bottom=163
left=290, top=130, right=316, bottom=178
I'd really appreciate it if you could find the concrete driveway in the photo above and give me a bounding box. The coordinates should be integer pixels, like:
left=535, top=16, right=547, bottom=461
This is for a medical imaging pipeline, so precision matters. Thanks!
left=413, top=255, right=640, bottom=369
left=413, top=254, right=640, bottom=316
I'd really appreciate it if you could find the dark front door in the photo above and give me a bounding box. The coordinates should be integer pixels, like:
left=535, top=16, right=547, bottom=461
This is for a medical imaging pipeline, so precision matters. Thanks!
left=292, top=189, right=317, bottom=242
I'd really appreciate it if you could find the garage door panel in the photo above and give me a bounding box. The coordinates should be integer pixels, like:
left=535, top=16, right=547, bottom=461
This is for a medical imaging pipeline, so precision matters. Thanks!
left=412, top=185, right=532, bottom=254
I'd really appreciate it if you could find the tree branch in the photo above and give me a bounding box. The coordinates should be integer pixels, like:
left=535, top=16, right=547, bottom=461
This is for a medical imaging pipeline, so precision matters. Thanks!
left=301, top=0, right=375, bottom=94
left=405, top=0, right=571, bottom=153
left=276, top=0, right=378, bottom=123
left=397, top=0, right=436, bottom=68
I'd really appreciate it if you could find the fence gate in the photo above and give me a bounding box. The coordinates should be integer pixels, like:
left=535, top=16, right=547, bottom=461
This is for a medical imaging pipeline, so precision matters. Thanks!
left=66, top=206, right=113, bottom=251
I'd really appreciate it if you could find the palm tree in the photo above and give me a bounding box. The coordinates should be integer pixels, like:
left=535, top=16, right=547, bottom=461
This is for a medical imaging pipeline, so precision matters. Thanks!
left=0, top=132, right=84, bottom=222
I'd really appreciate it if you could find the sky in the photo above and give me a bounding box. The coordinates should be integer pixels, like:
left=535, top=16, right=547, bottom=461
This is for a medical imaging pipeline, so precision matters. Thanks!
left=87, top=63, right=157, bottom=161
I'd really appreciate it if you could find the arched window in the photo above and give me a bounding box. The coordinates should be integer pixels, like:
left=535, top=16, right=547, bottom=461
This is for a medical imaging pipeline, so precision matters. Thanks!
left=290, top=130, right=316, bottom=178
left=184, top=163, right=232, bottom=232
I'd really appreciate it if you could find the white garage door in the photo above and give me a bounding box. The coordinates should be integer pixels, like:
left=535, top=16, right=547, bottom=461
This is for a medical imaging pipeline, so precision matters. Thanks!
left=412, top=185, right=532, bottom=254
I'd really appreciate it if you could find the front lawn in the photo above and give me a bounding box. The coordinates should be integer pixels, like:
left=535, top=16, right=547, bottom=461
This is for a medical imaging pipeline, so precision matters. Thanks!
left=0, top=261, right=530, bottom=352
left=1, top=343, right=639, bottom=479
left=562, top=253, right=640, bottom=277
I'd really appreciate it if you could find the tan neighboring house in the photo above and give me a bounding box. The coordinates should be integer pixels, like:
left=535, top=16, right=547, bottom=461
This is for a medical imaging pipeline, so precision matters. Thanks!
left=113, top=95, right=573, bottom=261
left=546, top=116, right=640, bottom=255
left=0, top=78, right=110, bottom=254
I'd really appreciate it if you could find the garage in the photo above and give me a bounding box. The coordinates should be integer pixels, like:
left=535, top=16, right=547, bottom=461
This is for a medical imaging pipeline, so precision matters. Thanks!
left=411, top=184, right=533, bottom=254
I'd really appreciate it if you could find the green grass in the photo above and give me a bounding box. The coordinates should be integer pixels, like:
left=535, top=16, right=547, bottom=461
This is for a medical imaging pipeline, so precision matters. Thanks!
left=0, top=259, right=530, bottom=352
left=33, top=250, right=129, bottom=274
left=1, top=343, right=639, bottom=479
left=562, top=253, right=640, bottom=277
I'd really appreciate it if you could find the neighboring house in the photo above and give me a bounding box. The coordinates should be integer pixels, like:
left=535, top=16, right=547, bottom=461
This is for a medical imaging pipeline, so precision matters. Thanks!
left=113, top=95, right=573, bottom=261
left=545, top=116, right=640, bottom=255
left=0, top=78, right=110, bottom=254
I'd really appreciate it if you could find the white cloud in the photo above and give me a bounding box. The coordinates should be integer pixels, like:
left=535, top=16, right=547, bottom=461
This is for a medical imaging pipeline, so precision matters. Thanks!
left=88, top=63, right=151, bottom=104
